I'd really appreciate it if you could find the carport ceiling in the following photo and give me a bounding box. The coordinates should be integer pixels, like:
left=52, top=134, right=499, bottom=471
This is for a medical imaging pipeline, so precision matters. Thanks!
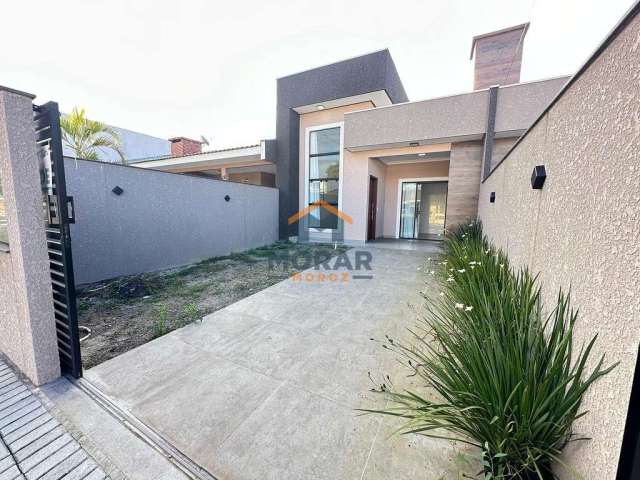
left=374, top=151, right=450, bottom=165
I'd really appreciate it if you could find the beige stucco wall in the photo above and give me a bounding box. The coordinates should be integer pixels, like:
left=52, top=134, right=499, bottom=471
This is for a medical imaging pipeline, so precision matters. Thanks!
left=382, top=161, right=450, bottom=238
left=0, top=88, right=60, bottom=385
left=478, top=12, right=640, bottom=479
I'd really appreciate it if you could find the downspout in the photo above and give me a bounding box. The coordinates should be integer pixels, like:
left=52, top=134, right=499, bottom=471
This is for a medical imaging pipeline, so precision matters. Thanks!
left=482, top=86, right=499, bottom=180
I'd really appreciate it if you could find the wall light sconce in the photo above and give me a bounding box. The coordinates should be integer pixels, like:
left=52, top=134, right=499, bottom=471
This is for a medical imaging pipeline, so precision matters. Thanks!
left=531, top=165, right=547, bottom=189
left=490, top=191, right=496, bottom=203
left=409, top=142, right=419, bottom=147
left=112, top=186, right=124, bottom=196
left=224, top=195, right=231, bottom=202
left=316, top=105, right=325, bottom=110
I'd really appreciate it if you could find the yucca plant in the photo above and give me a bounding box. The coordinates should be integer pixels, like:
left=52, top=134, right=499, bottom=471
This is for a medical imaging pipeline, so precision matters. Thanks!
left=61, top=107, right=126, bottom=164
left=363, top=221, right=616, bottom=479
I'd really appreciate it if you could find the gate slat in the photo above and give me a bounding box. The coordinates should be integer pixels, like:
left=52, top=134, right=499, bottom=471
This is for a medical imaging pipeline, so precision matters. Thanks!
left=34, top=102, right=82, bottom=378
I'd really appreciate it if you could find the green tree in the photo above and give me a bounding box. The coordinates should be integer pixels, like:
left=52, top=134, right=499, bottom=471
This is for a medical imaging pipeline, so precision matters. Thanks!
left=61, top=107, right=126, bottom=164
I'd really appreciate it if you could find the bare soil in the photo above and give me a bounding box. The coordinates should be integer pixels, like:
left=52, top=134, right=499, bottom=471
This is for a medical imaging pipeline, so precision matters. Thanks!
left=78, top=241, right=350, bottom=369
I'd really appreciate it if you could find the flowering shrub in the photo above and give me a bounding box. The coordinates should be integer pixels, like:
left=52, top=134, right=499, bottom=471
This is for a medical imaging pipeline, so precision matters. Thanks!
left=363, top=221, right=616, bottom=479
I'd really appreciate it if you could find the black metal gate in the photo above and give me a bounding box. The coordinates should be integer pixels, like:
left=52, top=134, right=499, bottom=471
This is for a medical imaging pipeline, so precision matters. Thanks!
left=34, top=101, right=82, bottom=378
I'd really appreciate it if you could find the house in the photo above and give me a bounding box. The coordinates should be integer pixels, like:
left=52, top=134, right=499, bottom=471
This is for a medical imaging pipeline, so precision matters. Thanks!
left=282, top=24, right=568, bottom=244
left=134, top=23, right=569, bottom=243
left=131, top=138, right=277, bottom=187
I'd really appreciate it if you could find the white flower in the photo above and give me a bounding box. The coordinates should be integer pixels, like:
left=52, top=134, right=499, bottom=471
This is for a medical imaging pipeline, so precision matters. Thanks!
left=447, top=277, right=454, bottom=282
left=430, top=270, right=435, bottom=275
left=477, top=262, right=482, bottom=266
left=470, top=265, right=475, bottom=270
left=457, top=269, right=466, bottom=273
left=469, top=261, right=476, bottom=265
left=465, top=306, right=473, bottom=312
left=427, top=257, right=432, bottom=261
left=469, top=223, right=474, bottom=227
left=499, top=264, right=505, bottom=268
left=485, top=249, right=490, bottom=254
left=455, top=303, right=464, bottom=310
left=449, top=268, right=454, bottom=272
left=439, top=292, right=445, bottom=296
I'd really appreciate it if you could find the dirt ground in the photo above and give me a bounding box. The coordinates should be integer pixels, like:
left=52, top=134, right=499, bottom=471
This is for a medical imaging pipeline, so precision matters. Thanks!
left=77, top=241, right=350, bottom=369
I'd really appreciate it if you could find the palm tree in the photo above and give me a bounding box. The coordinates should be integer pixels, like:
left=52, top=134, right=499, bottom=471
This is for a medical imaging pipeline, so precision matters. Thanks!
left=60, top=107, right=126, bottom=164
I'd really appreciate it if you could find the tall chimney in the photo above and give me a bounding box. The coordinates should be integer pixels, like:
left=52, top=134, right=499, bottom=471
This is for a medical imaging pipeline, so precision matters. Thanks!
left=169, top=137, right=203, bottom=157
left=470, top=23, right=529, bottom=90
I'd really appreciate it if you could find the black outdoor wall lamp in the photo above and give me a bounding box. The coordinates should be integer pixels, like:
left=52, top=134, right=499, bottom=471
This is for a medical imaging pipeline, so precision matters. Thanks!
left=531, top=165, right=547, bottom=189
left=224, top=195, right=231, bottom=202
left=490, top=191, right=496, bottom=203
left=112, top=186, right=124, bottom=196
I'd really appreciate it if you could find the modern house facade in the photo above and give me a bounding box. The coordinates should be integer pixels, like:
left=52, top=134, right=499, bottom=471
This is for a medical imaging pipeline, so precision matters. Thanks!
left=134, top=24, right=568, bottom=242
left=285, top=24, right=568, bottom=244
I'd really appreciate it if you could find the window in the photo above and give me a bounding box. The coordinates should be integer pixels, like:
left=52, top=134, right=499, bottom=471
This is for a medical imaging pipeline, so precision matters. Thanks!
left=0, top=178, right=7, bottom=246
left=308, top=126, right=341, bottom=229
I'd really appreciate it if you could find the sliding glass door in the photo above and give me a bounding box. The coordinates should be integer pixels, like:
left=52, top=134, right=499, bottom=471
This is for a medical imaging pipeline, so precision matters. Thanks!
left=399, top=181, right=448, bottom=240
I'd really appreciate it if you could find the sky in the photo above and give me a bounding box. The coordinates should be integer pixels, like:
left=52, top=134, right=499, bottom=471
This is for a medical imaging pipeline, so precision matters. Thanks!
left=1, top=0, right=634, bottom=149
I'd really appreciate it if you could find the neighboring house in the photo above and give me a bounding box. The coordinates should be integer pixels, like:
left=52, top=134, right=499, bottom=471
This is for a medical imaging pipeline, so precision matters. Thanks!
left=132, top=138, right=277, bottom=187
left=62, top=122, right=171, bottom=162
left=132, top=23, right=568, bottom=243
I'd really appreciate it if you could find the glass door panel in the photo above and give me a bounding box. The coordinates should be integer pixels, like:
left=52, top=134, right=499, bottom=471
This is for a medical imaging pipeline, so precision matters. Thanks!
left=417, top=182, right=447, bottom=240
left=399, top=181, right=447, bottom=240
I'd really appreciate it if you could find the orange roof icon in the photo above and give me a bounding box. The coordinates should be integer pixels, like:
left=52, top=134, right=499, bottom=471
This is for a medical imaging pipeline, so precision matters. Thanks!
left=288, top=200, right=353, bottom=225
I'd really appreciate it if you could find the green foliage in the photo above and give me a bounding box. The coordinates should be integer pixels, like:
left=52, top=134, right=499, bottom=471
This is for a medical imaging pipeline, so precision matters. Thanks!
left=153, top=304, right=170, bottom=338
left=61, top=107, right=126, bottom=164
left=182, top=303, right=201, bottom=323
left=364, top=221, right=616, bottom=479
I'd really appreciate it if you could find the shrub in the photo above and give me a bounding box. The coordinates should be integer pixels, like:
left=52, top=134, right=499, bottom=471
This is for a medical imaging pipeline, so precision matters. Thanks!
left=364, top=221, right=616, bottom=479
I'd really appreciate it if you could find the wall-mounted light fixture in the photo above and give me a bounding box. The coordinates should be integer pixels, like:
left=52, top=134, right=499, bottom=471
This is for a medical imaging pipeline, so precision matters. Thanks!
left=224, top=195, right=231, bottom=202
left=490, top=191, right=496, bottom=203
left=409, top=142, right=419, bottom=147
left=531, top=165, right=547, bottom=189
left=112, top=186, right=124, bottom=196
left=316, top=105, right=325, bottom=111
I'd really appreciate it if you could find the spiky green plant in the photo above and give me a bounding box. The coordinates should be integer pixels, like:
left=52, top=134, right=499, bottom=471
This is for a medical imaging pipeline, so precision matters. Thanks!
left=363, top=221, right=616, bottom=479
left=61, top=107, right=126, bottom=164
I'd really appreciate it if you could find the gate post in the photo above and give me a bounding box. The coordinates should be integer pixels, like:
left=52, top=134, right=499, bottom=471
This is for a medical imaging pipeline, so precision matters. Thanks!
left=0, top=86, right=60, bottom=384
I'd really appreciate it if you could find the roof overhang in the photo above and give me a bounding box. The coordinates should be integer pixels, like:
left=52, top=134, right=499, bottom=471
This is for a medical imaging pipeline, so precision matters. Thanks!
left=293, top=90, right=392, bottom=114
left=135, top=140, right=275, bottom=171
left=373, top=151, right=451, bottom=165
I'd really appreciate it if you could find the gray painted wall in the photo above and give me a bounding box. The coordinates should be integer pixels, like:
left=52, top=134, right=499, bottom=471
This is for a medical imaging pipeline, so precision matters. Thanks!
left=65, top=159, right=278, bottom=284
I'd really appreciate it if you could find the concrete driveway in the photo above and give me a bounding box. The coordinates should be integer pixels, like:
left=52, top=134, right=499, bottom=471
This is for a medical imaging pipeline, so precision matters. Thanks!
left=84, top=243, right=457, bottom=480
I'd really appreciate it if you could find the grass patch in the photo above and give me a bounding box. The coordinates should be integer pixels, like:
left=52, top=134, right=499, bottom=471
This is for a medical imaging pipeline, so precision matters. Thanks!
left=78, top=241, right=350, bottom=368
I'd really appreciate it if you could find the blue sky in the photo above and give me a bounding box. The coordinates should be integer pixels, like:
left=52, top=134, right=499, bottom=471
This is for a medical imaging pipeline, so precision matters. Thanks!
left=1, top=0, right=634, bottom=148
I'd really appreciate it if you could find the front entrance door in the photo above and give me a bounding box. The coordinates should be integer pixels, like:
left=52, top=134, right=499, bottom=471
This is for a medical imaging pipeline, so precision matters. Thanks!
left=399, top=181, right=447, bottom=240
left=367, top=176, right=378, bottom=241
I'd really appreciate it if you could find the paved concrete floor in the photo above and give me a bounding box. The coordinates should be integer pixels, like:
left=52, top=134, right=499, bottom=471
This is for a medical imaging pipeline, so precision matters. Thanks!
left=84, top=244, right=461, bottom=480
